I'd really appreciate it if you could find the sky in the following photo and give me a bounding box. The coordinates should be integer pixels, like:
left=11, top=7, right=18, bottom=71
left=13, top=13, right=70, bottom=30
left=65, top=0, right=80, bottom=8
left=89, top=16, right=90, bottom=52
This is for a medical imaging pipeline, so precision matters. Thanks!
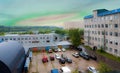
left=0, top=0, right=120, bottom=26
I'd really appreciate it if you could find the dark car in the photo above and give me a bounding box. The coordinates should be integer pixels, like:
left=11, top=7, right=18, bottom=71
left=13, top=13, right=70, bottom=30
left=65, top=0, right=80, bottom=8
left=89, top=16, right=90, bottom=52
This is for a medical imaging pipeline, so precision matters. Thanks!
left=59, top=58, right=65, bottom=64
left=42, top=56, right=48, bottom=63
left=61, top=54, right=67, bottom=59
left=72, top=53, right=79, bottom=58
left=50, top=55, right=55, bottom=61
left=65, top=57, right=72, bottom=63
left=89, top=55, right=97, bottom=60
left=79, top=52, right=89, bottom=60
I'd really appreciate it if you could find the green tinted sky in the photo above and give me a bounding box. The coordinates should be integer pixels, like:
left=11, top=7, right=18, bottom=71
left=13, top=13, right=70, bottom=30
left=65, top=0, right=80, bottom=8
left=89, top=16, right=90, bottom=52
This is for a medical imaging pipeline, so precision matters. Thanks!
left=0, top=0, right=120, bottom=26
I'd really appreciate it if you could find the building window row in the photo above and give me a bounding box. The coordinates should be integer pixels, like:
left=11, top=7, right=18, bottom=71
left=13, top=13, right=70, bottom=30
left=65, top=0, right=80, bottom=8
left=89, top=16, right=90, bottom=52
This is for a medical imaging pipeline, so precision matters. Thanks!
left=85, top=24, right=118, bottom=28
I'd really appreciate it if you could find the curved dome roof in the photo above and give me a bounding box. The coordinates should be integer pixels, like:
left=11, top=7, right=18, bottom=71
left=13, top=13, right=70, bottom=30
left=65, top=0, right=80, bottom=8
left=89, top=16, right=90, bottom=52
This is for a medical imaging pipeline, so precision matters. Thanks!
left=0, top=41, right=25, bottom=73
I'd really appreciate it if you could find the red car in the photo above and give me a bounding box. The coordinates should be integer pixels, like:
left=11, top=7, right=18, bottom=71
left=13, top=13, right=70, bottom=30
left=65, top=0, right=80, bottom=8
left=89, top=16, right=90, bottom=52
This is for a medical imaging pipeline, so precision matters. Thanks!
left=50, top=55, right=55, bottom=61
left=42, top=56, right=48, bottom=63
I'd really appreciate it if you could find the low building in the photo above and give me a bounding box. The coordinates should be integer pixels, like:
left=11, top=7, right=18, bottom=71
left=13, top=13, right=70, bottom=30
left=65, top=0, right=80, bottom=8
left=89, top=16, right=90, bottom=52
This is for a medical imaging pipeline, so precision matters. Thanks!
left=0, top=33, right=70, bottom=52
left=0, top=41, right=25, bottom=73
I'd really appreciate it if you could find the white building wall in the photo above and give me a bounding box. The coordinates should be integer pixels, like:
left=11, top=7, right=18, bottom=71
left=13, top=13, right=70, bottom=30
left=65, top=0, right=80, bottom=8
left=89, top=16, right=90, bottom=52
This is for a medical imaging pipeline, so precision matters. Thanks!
left=84, top=9, right=120, bottom=57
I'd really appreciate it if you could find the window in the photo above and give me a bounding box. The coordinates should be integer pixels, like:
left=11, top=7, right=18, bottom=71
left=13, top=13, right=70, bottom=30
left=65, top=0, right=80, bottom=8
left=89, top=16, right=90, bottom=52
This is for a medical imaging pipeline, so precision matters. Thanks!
left=95, top=24, right=97, bottom=28
left=98, top=31, right=100, bottom=35
left=106, top=32, right=108, bottom=35
left=101, top=24, right=104, bottom=28
left=105, top=24, right=108, bottom=28
left=114, top=32, right=118, bottom=37
left=109, top=48, right=112, bottom=52
left=102, top=31, right=105, bottom=35
left=46, top=40, right=50, bottom=43
left=114, top=49, right=118, bottom=54
left=13, top=38, right=16, bottom=40
left=114, top=24, right=118, bottom=28
left=110, top=32, right=112, bottom=36
left=18, top=38, right=20, bottom=40
left=47, top=37, right=49, bottom=39
left=29, top=37, right=31, bottom=40
left=10, top=38, right=12, bottom=40
left=115, top=42, right=118, bottom=45
left=106, top=39, right=108, bottom=43
left=110, top=41, right=112, bottom=44
left=5, top=38, right=8, bottom=40
left=98, top=24, right=100, bottom=28
left=25, top=38, right=27, bottom=40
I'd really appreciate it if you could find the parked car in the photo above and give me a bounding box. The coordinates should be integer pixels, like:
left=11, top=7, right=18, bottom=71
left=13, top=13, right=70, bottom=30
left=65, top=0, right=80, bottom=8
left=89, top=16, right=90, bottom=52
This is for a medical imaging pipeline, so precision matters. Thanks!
left=50, top=55, right=55, bottom=61
left=77, top=45, right=83, bottom=51
left=62, top=48, right=66, bottom=52
left=51, top=68, right=59, bottom=73
left=60, top=66, right=71, bottom=73
left=55, top=53, right=61, bottom=59
left=58, top=48, right=61, bottom=52
left=49, top=49, right=53, bottom=53
left=89, top=55, right=97, bottom=60
left=72, top=52, right=79, bottom=58
left=61, top=54, right=67, bottom=59
left=88, top=66, right=98, bottom=73
left=65, top=57, right=72, bottom=63
left=79, top=51, right=90, bottom=60
left=42, top=56, right=48, bottom=63
left=53, top=49, right=58, bottom=52
left=59, top=58, right=66, bottom=64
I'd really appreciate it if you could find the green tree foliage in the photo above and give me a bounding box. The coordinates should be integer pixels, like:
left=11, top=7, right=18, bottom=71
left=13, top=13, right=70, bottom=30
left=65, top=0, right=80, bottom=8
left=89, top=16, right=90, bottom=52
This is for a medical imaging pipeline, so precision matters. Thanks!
left=68, top=29, right=83, bottom=47
left=98, top=62, right=112, bottom=73
left=55, top=29, right=66, bottom=35
left=0, top=32, right=5, bottom=36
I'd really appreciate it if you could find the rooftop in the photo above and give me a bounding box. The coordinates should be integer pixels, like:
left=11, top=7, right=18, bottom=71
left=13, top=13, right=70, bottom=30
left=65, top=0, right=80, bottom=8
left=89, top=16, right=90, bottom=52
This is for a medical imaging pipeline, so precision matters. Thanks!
left=84, top=8, right=120, bottom=19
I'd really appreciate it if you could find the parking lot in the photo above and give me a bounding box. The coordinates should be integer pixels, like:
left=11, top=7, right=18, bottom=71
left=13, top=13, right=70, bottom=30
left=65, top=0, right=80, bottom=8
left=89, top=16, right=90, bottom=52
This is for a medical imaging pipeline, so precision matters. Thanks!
left=28, top=49, right=98, bottom=73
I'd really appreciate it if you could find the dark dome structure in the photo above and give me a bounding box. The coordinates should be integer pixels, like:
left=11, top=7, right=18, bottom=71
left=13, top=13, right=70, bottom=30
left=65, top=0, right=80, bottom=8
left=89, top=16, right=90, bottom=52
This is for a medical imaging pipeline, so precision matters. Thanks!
left=0, top=41, right=25, bottom=73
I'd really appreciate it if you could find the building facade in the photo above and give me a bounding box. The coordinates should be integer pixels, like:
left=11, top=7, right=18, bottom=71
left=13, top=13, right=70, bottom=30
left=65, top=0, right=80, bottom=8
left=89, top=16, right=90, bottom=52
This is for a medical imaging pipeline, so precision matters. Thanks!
left=0, top=33, right=68, bottom=52
left=84, top=8, right=120, bottom=56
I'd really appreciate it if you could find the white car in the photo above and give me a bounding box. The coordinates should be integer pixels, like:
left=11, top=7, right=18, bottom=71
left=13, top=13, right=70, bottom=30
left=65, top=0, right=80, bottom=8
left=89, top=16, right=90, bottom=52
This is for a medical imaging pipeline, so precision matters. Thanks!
left=58, top=48, right=61, bottom=52
left=62, top=48, right=66, bottom=52
left=60, top=66, right=71, bottom=73
left=55, top=53, right=61, bottom=59
left=88, top=66, right=98, bottom=73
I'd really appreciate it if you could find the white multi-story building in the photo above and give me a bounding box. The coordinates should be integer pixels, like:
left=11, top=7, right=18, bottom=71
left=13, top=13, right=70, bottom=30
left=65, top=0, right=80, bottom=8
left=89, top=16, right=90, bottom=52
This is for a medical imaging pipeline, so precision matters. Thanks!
left=84, top=8, right=120, bottom=56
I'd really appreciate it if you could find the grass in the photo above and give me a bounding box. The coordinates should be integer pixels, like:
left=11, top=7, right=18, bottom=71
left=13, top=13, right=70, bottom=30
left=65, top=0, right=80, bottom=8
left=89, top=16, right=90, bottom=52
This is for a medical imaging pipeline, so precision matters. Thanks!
left=97, top=50, right=120, bottom=63
left=84, top=45, right=92, bottom=50
left=84, top=45, right=120, bottom=63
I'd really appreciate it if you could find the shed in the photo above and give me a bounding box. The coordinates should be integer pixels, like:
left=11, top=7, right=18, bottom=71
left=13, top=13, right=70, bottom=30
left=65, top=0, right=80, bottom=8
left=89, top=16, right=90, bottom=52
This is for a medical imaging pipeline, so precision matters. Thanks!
left=0, top=41, right=25, bottom=73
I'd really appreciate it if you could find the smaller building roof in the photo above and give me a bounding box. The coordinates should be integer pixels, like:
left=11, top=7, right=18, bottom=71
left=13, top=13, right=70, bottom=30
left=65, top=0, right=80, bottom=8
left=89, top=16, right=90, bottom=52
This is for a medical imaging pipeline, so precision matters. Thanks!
left=56, top=41, right=71, bottom=46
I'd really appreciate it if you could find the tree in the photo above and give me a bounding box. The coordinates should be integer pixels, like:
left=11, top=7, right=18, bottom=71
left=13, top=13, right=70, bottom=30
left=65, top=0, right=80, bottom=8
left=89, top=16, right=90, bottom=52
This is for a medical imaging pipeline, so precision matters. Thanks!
left=55, top=29, right=66, bottom=35
left=68, top=29, right=83, bottom=47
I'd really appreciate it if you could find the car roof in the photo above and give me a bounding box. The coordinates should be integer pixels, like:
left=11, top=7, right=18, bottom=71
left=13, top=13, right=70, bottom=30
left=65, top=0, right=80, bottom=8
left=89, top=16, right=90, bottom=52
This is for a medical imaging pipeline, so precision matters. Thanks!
left=89, top=66, right=95, bottom=70
left=61, top=66, right=71, bottom=72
